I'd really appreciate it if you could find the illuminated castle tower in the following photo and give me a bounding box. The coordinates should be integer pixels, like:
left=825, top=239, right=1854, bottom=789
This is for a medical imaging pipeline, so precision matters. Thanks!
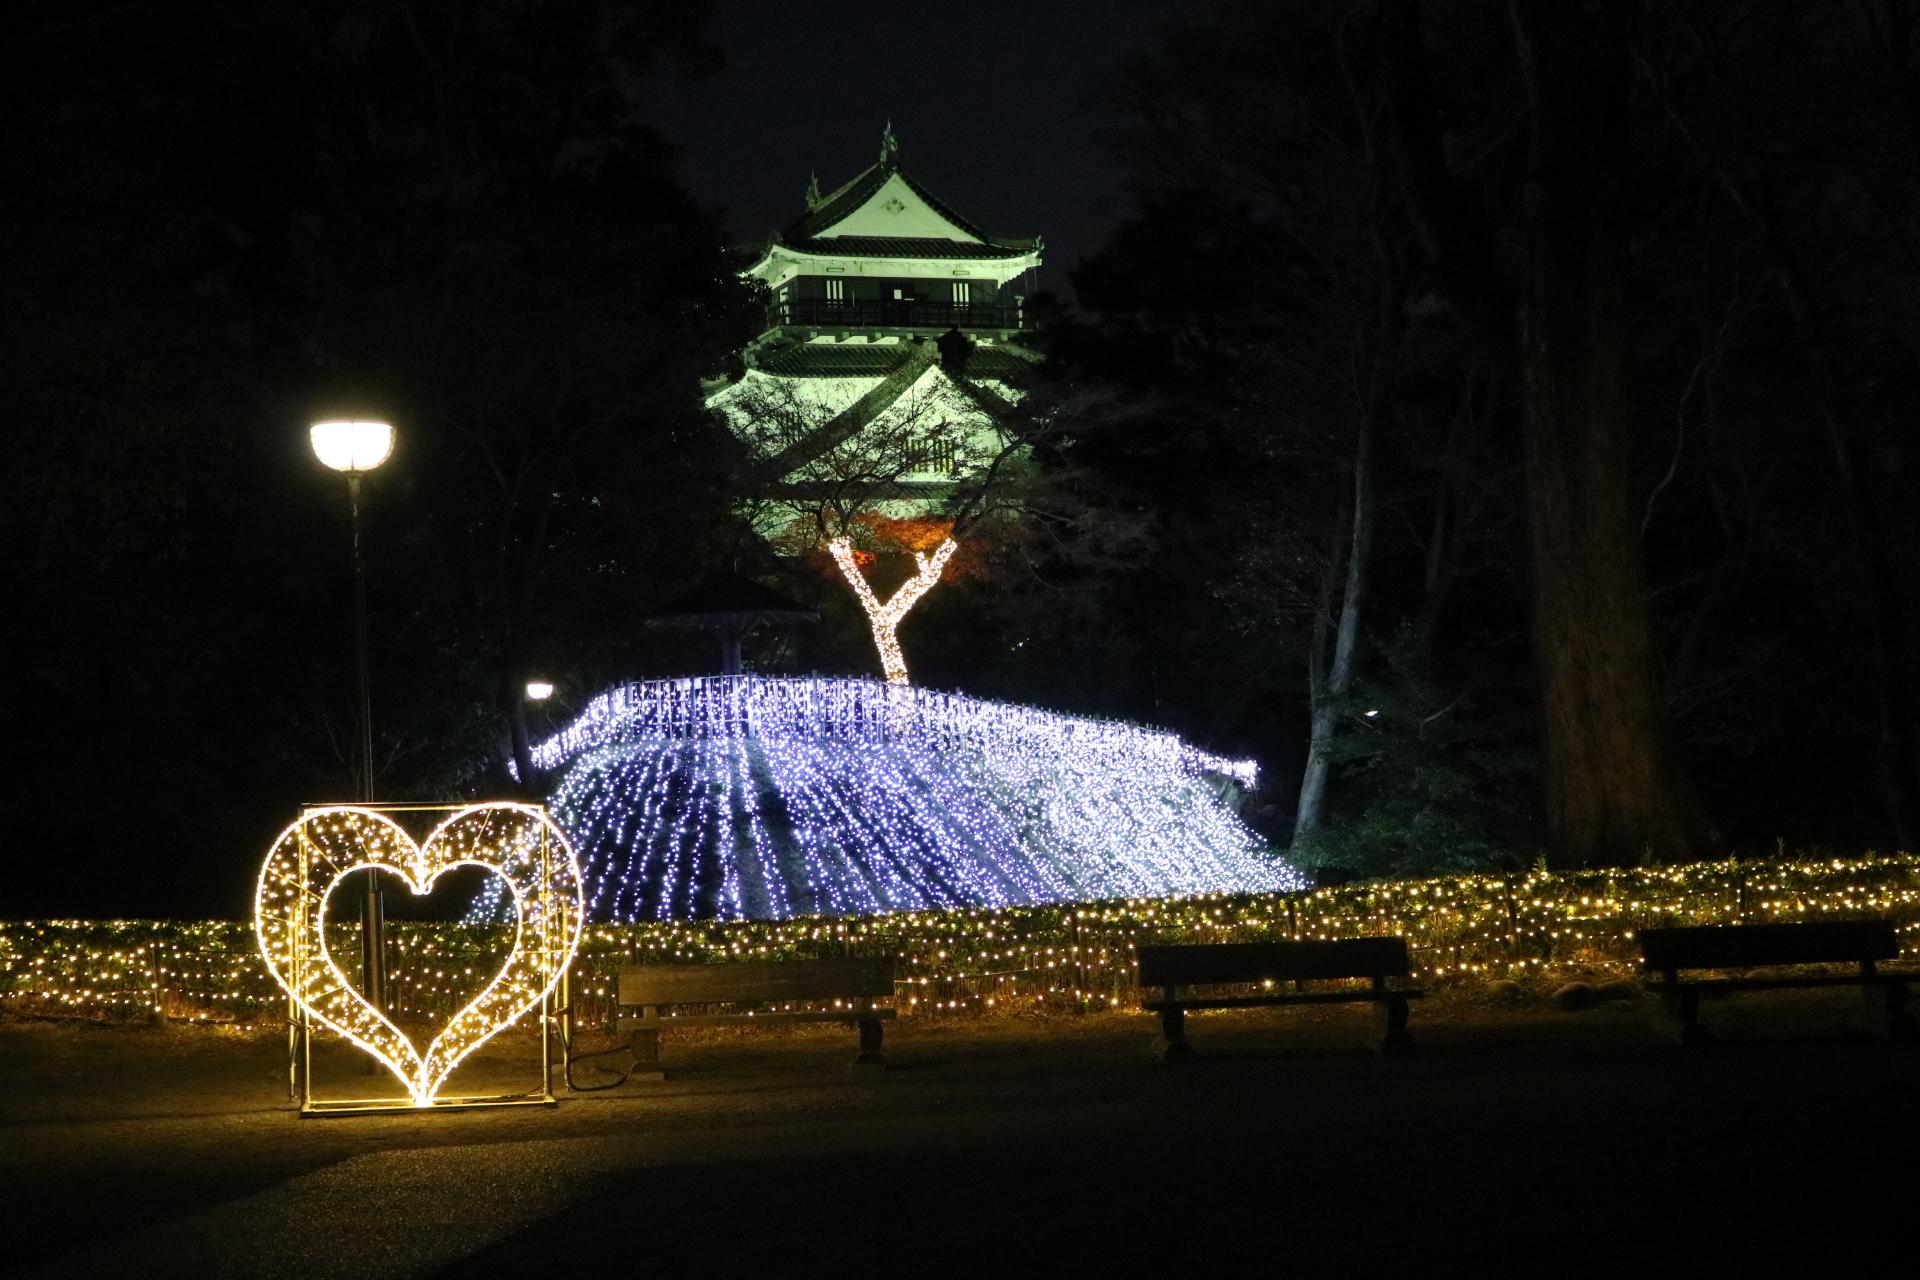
left=708, top=125, right=1044, bottom=503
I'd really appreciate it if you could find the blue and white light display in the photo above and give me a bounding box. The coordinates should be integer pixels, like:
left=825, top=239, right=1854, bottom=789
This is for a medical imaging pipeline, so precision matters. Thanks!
left=488, top=675, right=1302, bottom=922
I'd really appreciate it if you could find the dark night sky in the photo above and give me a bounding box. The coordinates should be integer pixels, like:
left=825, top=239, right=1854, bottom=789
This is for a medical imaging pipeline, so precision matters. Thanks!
left=630, top=0, right=1183, bottom=295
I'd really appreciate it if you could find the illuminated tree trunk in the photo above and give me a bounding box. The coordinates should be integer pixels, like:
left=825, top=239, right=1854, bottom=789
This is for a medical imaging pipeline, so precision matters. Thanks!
left=828, top=536, right=958, bottom=685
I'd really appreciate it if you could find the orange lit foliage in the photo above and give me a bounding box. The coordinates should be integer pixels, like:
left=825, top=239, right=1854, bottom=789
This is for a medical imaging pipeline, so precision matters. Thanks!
left=802, top=512, right=987, bottom=586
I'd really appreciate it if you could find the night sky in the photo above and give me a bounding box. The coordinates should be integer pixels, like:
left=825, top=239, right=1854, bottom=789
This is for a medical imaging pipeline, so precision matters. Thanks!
left=629, top=0, right=1179, bottom=295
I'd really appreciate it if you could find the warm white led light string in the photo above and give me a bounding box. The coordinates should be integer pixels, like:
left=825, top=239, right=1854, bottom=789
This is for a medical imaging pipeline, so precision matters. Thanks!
left=482, top=676, right=1299, bottom=924
left=256, top=803, right=584, bottom=1106
left=828, top=534, right=958, bottom=686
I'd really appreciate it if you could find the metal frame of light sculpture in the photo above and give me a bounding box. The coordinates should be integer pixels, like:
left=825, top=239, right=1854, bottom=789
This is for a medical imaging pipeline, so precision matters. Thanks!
left=256, top=801, right=584, bottom=1115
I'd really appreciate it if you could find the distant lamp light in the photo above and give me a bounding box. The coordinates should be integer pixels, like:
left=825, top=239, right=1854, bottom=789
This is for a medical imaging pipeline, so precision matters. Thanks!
left=310, top=420, right=395, bottom=473
left=525, top=680, right=555, bottom=702
left=1362, top=708, right=1381, bottom=718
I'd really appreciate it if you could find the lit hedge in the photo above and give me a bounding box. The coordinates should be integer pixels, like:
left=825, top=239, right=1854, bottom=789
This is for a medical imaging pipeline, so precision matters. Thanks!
left=4, top=855, right=1916, bottom=1024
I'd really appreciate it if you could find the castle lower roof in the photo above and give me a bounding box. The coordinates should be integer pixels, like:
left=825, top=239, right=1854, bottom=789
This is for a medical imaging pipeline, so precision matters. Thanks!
left=754, top=343, right=1037, bottom=378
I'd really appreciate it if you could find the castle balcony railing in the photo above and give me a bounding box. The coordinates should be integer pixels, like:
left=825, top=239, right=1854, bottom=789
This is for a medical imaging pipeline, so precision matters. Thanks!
left=771, top=299, right=1025, bottom=333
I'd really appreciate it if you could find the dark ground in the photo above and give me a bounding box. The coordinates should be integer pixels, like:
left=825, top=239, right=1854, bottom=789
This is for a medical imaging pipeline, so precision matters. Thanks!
left=3, top=991, right=1917, bottom=1277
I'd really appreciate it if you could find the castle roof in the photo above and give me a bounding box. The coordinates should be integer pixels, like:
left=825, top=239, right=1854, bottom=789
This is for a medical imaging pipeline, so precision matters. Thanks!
left=761, top=127, right=1040, bottom=264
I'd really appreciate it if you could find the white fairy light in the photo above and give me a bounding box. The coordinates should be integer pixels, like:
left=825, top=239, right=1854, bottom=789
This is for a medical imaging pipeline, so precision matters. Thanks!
left=256, top=803, right=584, bottom=1107
left=827, top=535, right=958, bottom=686
left=484, top=675, right=1298, bottom=925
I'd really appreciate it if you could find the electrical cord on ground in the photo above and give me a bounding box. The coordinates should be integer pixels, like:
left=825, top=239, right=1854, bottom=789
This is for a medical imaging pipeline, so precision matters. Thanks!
left=556, top=1005, right=634, bottom=1091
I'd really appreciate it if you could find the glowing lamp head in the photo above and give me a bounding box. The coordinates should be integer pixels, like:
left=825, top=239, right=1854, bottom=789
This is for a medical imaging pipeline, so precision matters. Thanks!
left=1363, top=708, right=1381, bottom=719
left=525, top=680, right=555, bottom=702
left=310, top=420, right=395, bottom=473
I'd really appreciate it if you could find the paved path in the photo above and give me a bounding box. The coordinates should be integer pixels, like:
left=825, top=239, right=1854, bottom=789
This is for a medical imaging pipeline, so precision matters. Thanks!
left=4, top=996, right=1916, bottom=1276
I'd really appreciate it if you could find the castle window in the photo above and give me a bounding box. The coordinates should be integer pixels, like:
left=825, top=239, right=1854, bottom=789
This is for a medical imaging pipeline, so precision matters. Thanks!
left=905, top=433, right=958, bottom=476
left=951, top=281, right=972, bottom=308
left=824, top=278, right=845, bottom=304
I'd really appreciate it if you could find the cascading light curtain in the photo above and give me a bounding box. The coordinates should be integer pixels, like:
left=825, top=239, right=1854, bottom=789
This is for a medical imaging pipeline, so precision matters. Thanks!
left=478, top=676, right=1302, bottom=923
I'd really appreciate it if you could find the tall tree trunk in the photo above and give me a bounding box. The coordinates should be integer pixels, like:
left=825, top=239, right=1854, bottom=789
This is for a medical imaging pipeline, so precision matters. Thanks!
left=1289, top=28, right=1412, bottom=846
left=1295, top=314, right=1390, bottom=839
left=1510, top=0, right=1701, bottom=867
left=1386, top=0, right=1707, bottom=867
left=1295, top=493, right=1354, bottom=840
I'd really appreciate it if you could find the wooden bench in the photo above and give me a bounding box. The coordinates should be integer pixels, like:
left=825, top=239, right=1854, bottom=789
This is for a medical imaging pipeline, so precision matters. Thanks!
left=617, top=957, right=899, bottom=1077
left=1139, top=938, right=1422, bottom=1061
left=1637, top=920, right=1919, bottom=1046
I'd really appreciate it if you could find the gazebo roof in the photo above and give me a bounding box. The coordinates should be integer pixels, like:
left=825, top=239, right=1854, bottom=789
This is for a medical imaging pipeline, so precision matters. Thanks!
left=643, top=572, right=819, bottom=631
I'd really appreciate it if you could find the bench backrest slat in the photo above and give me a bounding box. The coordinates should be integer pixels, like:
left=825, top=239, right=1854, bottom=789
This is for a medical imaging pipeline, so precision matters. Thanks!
left=618, top=957, right=899, bottom=1006
left=1636, top=921, right=1897, bottom=970
left=1137, top=938, right=1410, bottom=988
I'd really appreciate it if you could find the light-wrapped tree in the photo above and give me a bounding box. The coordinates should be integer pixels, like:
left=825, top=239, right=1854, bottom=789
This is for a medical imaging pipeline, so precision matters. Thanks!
left=826, top=514, right=966, bottom=686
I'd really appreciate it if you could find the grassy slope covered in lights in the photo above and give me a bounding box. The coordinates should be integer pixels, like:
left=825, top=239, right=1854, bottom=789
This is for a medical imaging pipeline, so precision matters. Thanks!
left=497, top=675, right=1301, bottom=922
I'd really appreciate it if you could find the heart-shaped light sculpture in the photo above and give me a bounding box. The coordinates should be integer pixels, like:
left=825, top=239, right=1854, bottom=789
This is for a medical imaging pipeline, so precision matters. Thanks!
left=255, top=803, right=584, bottom=1107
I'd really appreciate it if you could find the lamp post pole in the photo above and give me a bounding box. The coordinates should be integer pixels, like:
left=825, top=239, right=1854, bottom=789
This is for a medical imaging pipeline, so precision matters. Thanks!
left=311, top=419, right=395, bottom=1025
left=347, top=471, right=385, bottom=1016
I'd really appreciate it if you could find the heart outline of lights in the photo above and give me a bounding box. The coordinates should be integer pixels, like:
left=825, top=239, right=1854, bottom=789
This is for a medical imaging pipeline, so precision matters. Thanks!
left=255, top=802, right=584, bottom=1112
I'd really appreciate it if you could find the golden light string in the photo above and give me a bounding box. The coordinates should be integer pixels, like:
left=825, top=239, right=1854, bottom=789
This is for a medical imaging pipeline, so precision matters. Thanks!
left=8, top=855, right=1919, bottom=1026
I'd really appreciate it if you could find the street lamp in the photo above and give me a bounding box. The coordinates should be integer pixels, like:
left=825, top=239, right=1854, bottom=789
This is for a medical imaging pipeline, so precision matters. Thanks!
left=310, top=419, right=394, bottom=1020
left=525, top=680, right=555, bottom=702
left=310, top=419, right=395, bottom=473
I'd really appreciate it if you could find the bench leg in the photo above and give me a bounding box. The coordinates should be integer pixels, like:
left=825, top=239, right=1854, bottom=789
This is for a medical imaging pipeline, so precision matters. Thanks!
left=1868, top=980, right=1919, bottom=1042
left=1151, top=1005, right=1191, bottom=1063
left=1377, top=994, right=1415, bottom=1058
left=852, top=1017, right=887, bottom=1069
left=629, top=1026, right=668, bottom=1082
left=1662, top=987, right=1711, bottom=1047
